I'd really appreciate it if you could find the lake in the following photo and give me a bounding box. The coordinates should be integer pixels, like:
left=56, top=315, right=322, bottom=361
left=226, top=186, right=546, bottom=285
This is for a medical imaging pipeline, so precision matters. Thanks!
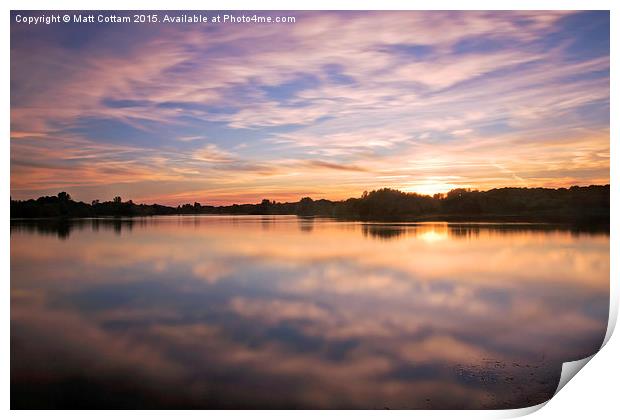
left=10, top=216, right=609, bottom=409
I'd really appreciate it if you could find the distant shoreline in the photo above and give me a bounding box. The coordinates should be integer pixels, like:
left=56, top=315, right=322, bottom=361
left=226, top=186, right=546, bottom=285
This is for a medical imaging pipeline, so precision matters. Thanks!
left=11, top=185, right=610, bottom=226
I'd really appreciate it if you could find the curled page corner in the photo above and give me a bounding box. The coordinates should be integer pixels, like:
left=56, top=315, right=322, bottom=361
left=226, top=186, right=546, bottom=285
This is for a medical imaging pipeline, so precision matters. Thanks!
left=602, top=289, right=618, bottom=348
left=554, top=355, right=595, bottom=397
left=537, top=287, right=617, bottom=411
left=498, top=355, right=597, bottom=418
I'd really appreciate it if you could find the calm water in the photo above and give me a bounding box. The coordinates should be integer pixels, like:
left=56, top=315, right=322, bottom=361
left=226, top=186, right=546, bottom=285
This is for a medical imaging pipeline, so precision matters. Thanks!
left=11, top=216, right=609, bottom=409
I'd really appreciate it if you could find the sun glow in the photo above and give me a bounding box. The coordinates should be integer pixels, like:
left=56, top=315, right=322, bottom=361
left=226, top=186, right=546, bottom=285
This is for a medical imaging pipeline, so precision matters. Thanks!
left=418, top=224, right=450, bottom=243
left=402, top=182, right=465, bottom=197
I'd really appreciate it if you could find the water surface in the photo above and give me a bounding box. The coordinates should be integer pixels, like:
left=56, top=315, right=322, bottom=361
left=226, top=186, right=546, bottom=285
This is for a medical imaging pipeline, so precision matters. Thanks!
left=11, top=216, right=609, bottom=409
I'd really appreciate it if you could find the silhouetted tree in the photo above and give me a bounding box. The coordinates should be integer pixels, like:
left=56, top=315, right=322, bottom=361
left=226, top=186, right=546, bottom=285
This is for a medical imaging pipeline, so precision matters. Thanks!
left=297, top=197, right=316, bottom=216
left=9, top=185, right=610, bottom=226
left=57, top=192, right=71, bottom=202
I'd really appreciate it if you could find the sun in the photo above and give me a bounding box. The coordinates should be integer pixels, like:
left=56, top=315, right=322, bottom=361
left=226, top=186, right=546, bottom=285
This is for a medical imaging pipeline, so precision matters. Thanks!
left=401, top=182, right=464, bottom=197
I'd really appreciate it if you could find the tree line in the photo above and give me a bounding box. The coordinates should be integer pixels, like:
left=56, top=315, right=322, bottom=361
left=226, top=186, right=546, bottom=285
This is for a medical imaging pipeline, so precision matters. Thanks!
left=10, top=185, right=610, bottom=225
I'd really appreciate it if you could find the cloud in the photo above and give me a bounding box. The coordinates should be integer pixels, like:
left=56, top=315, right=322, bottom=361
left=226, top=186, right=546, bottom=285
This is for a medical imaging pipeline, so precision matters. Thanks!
left=10, top=11, right=609, bottom=204
left=305, top=160, right=369, bottom=172
left=191, top=144, right=236, bottom=163
left=176, top=135, right=208, bottom=142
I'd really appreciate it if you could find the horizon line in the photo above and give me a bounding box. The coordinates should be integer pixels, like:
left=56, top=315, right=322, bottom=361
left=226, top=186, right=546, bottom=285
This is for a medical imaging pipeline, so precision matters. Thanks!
left=10, top=183, right=611, bottom=208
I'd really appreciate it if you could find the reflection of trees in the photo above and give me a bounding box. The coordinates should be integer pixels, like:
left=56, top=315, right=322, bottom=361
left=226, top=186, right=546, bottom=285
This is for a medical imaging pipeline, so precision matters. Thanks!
left=10, top=218, right=136, bottom=239
left=449, top=225, right=481, bottom=239
left=362, top=224, right=406, bottom=240
left=359, top=222, right=609, bottom=242
left=444, top=223, right=613, bottom=240
left=447, top=223, right=609, bottom=238
left=12, top=218, right=609, bottom=242
left=10, top=219, right=82, bottom=240
left=260, top=216, right=276, bottom=230
left=297, top=217, right=315, bottom=233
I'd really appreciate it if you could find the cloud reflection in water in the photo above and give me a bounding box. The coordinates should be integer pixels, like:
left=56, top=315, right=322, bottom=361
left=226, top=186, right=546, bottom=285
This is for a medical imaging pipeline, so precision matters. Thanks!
left=11, top=217, right=608, bottom=408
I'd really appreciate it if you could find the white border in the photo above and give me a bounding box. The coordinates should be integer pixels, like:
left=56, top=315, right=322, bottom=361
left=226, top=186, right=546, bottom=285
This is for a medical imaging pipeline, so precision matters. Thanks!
left=3, top=1, right=617, bottom=419
left=1, top=0, right=618, bottom=11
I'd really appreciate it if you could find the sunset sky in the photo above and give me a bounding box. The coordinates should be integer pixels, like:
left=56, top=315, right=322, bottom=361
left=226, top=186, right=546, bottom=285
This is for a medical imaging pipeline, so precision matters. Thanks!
left=10, top=11, right=609, bottom=205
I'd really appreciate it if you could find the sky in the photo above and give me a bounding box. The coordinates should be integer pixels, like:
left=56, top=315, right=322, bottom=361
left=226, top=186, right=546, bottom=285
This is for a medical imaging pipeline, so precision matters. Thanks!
left=10, top=11, right=610, bottom=205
